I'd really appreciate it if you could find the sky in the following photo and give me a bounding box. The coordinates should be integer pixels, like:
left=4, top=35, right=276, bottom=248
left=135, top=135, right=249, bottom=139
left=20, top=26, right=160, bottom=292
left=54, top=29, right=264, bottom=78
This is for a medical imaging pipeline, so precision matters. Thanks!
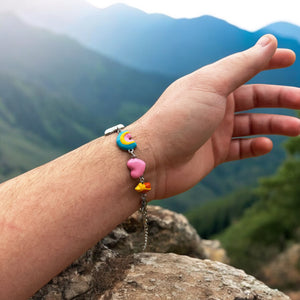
left=87, top=0, right=300, bottom=31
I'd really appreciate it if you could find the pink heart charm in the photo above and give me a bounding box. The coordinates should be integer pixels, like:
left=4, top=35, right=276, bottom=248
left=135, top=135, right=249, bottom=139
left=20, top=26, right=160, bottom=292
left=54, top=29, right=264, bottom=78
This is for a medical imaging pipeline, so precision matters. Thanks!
left=127, top=158, right=146, bottom=179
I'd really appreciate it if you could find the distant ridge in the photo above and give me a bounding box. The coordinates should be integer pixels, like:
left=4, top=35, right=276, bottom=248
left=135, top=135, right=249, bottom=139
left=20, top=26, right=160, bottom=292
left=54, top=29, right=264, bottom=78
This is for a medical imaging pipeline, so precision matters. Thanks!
left=11, top=3, right=300, bottom=84
left=261, top=21, right=300, bottom=44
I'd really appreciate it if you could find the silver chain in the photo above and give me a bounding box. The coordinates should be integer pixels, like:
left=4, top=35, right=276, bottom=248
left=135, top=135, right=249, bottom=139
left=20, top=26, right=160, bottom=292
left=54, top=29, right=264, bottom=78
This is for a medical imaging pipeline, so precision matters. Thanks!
left=140, top=195, right=149, bottom=252
left=129, top=148, right=148, bottom=251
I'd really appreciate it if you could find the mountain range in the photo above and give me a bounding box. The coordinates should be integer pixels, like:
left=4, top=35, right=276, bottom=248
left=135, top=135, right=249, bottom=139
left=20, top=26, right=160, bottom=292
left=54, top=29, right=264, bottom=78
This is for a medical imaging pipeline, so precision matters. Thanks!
left=0, top=13, right=170, bottom=124
left=0, top=2, right=299, bottom=211
left=11, top=2, right=300, bottom=83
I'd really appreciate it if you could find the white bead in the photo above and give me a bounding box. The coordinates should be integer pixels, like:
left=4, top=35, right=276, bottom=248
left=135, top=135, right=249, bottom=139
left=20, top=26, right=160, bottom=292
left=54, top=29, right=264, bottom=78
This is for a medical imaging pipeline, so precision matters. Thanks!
left=104, top=124, right=125, bottom=136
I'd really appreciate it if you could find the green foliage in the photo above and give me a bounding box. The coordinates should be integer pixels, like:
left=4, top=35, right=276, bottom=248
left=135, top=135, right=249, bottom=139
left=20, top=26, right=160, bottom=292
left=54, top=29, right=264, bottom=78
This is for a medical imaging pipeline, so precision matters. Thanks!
left=285, top=128, right=300, bottom=155
left=185, top=188, right=259, bottom=238
left=219, top=131, right=300, bottom=275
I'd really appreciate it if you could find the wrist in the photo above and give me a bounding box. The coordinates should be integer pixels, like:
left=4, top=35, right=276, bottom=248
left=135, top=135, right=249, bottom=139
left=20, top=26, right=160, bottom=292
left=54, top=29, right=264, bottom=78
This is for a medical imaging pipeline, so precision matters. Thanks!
left=125, top=122, right=160, bottom=202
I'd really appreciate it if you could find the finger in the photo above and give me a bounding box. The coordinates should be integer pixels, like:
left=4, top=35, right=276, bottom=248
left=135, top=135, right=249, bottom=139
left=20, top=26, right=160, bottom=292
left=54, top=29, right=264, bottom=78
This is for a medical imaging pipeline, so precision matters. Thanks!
left=234, top=84, right=300, bottom=112
left=265, top=48, right=296, bottom=70
left=196, top=34, right=278, bottom=96
left=225, top=137, right=273, bottom=162
left=233, top=113, right=300, bottom=137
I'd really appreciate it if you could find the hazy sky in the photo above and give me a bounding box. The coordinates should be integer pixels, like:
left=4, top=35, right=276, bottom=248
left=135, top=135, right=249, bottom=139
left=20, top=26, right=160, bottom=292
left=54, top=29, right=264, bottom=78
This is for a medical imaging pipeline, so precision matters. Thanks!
left=87, top=0, right=300, bottom=31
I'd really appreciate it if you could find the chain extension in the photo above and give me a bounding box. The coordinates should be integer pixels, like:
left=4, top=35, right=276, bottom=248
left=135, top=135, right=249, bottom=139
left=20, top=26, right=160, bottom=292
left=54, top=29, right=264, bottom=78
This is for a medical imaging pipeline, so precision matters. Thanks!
left=129, top=149, right=148, bottom=250
left=140, top=195, right=149, bottom=252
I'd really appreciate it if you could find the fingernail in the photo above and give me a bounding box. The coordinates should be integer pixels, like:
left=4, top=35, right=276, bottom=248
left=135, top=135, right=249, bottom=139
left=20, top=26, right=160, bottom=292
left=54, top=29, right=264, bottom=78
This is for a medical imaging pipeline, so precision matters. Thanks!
left=257, top=35, right=271, bottom=47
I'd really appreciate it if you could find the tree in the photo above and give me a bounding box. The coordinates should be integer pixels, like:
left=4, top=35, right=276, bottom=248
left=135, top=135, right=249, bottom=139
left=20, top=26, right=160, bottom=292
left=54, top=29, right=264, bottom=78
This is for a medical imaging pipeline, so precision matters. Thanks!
left=220, top=112, right=300, bottom=274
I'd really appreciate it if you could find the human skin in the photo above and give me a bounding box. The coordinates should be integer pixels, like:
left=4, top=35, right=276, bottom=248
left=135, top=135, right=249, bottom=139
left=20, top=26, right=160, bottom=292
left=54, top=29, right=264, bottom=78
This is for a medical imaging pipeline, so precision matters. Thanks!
left=0, top=35, right=300, bottom=299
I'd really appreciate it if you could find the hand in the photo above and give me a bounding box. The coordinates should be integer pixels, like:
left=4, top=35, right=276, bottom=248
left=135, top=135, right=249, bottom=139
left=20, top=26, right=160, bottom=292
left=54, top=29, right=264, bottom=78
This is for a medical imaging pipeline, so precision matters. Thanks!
left=132, top=35, right=300, bottom=199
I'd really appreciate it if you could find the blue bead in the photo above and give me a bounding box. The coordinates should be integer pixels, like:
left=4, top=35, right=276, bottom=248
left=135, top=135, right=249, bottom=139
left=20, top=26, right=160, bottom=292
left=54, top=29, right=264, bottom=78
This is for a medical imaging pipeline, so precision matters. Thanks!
left=116, top=130, right=137, bottom=150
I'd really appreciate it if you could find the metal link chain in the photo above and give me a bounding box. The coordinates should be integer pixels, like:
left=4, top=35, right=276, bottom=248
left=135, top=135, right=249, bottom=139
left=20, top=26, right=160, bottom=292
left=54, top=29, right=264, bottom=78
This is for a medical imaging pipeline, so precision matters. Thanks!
left=140, top=195, right=149, bottom=252
left=129, top=150, right=149, bottom=251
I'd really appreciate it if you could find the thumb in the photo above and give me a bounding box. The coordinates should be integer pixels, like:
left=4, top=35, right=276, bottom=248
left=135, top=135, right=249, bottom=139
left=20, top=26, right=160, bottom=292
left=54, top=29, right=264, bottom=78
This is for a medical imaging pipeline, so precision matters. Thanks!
left=197, top=34, right=278, bottom=96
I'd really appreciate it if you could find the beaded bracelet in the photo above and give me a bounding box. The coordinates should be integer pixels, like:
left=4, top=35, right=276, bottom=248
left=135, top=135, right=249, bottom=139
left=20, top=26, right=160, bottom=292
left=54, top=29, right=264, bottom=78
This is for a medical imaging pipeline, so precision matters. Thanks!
left=104, top=124, right=150, bottom=251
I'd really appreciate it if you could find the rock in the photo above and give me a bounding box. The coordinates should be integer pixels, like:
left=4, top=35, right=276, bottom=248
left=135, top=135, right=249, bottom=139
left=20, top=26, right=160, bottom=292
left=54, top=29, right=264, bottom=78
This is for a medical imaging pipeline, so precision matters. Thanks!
left=31, top=206, right=287, bottom=299
left=286, top=290, right=300, bottom=300
left=31, top=205, right=210, bottom=299
left=31, top=269, right=94, bottom=300
left=262, top=243, right=300, bottom=288
left=201, top=239, right=229, bottom=264
left=102, top=205, right=206, bottom=258
left=99, top=253, right=290, bottom=300
left=261, top=243, right=300, bottom=296
left=44, top=291, right=62, bottom=300
left=64, top=275, right=91, bottom=299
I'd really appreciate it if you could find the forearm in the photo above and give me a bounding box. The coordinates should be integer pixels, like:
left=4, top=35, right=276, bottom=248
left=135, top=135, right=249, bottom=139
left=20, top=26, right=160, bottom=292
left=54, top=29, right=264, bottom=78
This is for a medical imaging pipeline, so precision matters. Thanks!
left=0, top=124, right=154, bottom=299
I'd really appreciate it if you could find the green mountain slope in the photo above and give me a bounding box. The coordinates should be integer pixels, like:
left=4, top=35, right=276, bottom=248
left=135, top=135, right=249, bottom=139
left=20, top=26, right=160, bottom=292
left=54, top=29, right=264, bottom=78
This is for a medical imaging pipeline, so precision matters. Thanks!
left=185, top=188, right=259, bottom=239
left=0, top=13, right=171, bottom=183
left=0, top=70, right=96, bottom=181
left=0, top=13, right=171, bottom=130
left=0, top=72, right=96, bottom=149
left=0, top=118, right=62, bottom=182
